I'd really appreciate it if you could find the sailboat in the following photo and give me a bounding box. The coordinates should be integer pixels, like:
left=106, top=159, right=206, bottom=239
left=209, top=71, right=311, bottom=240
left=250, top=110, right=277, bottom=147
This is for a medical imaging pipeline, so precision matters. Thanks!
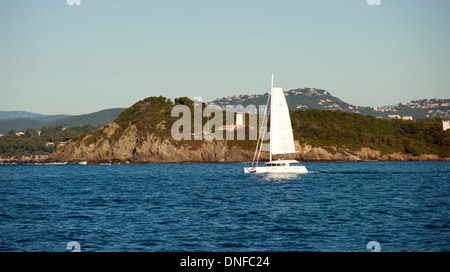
left=244, top=74, right=308, bottom=174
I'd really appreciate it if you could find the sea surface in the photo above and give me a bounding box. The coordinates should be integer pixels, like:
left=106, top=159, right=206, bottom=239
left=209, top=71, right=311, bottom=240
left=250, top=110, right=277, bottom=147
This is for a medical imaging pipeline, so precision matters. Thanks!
left=0, top=161, right=449, bottom=252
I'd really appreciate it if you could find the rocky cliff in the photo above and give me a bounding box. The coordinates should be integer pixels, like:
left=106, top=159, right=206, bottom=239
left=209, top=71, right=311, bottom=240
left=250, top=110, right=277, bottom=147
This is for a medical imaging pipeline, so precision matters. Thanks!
left=48, top=122, right=254, bottom=163
left=36, top=133, right=443, bottom=164
left=295, top=143, right=441, bottom=162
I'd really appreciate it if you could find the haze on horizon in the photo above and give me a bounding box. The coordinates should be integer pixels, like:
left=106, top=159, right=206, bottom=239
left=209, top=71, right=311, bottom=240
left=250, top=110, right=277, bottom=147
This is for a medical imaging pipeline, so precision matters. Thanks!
left=0, top=0, right=449, bottom=115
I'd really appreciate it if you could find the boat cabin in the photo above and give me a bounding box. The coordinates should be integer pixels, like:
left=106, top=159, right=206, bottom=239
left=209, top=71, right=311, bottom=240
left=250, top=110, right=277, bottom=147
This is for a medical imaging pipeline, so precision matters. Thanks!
left=265, top=160, right=301, bottom=167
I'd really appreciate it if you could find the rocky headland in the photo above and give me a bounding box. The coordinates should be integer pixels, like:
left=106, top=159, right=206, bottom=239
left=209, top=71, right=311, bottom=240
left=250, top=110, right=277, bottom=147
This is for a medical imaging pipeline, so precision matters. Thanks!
left=5, top=96, right=449, bottom=164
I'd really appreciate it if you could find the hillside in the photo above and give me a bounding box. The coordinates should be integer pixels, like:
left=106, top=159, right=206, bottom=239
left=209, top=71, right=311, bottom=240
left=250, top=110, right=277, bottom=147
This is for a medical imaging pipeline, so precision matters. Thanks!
left=209, top=88, right=450, bottom=120
left=0, top=118, right=49, bottom=133
left=0, top=108, right=125, bottom=133
left=290, top=109, right=450, bottom=159
left=8, top=95, right=445, bottom=164
left=46, top=96, right=247, bottom=163
left=0, top=124, right=100, bottom=159
left=0, top=111, right=47, bottom=120
left=49, top=108, right=126, bottom=127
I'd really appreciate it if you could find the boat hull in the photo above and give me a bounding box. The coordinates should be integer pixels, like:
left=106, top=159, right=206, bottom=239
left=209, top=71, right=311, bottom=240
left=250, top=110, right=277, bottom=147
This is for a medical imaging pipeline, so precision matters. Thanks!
left=244, top=165, right=308, bottom=174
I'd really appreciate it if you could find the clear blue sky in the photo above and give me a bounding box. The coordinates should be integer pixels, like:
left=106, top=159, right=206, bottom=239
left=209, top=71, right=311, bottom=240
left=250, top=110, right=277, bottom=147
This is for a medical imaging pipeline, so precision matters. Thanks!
left=1, top=0, right=449, bottom=115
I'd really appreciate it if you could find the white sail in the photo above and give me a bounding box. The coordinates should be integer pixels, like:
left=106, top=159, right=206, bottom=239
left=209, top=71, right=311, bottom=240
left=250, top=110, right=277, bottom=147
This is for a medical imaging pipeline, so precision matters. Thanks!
left=270, top=87, right=297, bottom=155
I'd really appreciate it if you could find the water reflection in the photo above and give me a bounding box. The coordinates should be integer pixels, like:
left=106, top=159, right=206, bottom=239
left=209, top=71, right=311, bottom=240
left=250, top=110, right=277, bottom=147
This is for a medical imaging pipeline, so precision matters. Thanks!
left=261, top=173, right=300, bottom=181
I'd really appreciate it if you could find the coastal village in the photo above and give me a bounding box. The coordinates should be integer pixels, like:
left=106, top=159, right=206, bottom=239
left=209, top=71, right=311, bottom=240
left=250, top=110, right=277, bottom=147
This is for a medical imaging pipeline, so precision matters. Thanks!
left=209, top=88, right=449, bottom=125
left=0, top=129, right=69, bottom=148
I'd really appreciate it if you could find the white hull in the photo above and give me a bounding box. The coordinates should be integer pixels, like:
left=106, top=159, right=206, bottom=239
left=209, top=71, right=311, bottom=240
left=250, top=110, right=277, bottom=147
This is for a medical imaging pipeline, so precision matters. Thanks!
left=244, top=164, right=308, bottom=174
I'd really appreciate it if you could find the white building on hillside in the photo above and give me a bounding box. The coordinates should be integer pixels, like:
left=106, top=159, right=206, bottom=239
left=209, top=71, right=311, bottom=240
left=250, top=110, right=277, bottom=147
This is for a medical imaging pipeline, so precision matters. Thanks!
left=443, top=120, right=450, bottom=131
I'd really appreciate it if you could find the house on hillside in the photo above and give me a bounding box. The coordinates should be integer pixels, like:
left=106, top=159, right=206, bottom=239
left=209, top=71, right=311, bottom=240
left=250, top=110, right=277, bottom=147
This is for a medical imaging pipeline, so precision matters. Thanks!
left=443, top=120, right=450, bottom=131
left=218, top=125, right=237, bottom=131
left=58, top=141, right=68, bottom=148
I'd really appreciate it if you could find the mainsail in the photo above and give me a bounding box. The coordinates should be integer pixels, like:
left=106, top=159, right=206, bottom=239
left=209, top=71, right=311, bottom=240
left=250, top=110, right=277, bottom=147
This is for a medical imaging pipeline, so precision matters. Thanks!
left=270, top=87, right=297, bottom=155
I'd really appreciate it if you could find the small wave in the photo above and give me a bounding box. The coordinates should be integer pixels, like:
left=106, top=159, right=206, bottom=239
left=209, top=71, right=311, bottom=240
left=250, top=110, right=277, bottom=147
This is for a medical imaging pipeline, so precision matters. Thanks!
left=0, top=213, right=12, bottom=219
left=317, top=170, right=411, bottom=175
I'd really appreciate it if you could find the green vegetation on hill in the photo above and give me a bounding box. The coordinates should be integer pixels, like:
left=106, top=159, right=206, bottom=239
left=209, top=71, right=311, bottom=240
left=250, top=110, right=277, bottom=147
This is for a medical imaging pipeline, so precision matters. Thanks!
left=0, top=125, right=99, bottom=158
left=291, top=109, right=450, bottom=157
left=70, top=96, right=180, bottom=150
left=115, top=96, right=175, bottom=136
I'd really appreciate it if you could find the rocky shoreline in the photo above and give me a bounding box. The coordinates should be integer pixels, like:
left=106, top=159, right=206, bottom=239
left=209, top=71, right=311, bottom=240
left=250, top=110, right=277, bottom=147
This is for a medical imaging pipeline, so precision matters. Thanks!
left=2, top=120, right=448, bottom=165
left=2, top=139, right=448, bottom=165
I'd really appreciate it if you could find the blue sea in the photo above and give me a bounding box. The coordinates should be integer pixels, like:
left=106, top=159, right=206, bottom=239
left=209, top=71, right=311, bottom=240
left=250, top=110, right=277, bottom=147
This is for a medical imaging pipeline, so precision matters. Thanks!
left=0, top=161, right=449, bottom=252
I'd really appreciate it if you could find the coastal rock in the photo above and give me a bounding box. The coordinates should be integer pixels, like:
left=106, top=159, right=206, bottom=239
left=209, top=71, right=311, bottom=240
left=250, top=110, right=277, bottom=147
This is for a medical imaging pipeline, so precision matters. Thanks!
left=48, top=127, right=254, bottom=164
left=45, top=133, right=445, bottom=164
left=298, top=144, right=331, bottom=161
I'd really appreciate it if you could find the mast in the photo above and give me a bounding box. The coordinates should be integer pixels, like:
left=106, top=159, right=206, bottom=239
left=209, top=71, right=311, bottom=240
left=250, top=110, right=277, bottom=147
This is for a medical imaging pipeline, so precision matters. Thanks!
left=271, top=73, right=274, bottom=90
left=269, top=74, right=274, bottom=162
left=252, top=76, right=271, bottom=166
left=251, top=74, right=275, bottom=166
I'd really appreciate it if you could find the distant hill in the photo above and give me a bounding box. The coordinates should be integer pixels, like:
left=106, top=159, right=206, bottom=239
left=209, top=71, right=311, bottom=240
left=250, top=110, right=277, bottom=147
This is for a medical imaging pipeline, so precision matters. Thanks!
left=209, top=88, right=450, bottom=120
left=0, top=111, right=71, bottom=132
left=48, top=108, right=126, bottom=128
left=0, top=118, right=49, bottom=133
left=0, top=108, right=125, bottom=133
left=0, top=111, right=47, bottom=121
left=30, top=114, right=71, bottom=123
